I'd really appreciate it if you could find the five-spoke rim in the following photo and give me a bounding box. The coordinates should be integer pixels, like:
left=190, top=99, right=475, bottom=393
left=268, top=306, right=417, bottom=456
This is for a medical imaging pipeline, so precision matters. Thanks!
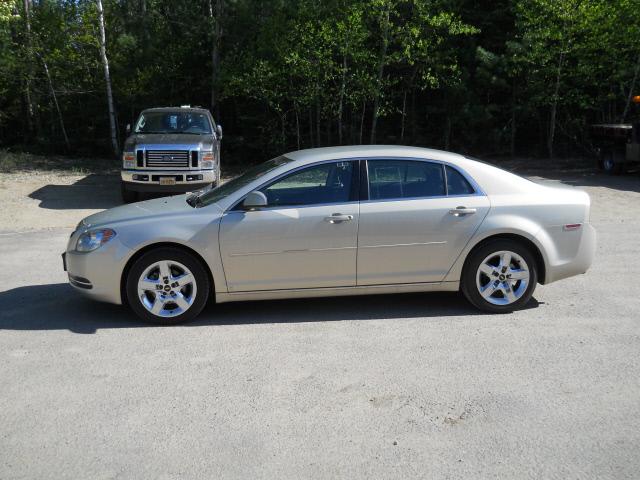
left=475, top=250, right=529, bottom=306
left=137, top=260, right=197, bottom=318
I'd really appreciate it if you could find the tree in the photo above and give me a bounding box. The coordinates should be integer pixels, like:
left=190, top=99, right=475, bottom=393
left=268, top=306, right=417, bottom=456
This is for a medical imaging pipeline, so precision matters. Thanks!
left=96, top=0, right=118, bottom=157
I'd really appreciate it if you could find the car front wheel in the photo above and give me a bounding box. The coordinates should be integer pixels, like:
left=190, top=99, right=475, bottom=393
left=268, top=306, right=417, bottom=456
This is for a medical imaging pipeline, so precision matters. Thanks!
left=461, top=240, right=538, bottom=313
left=125, top=247, right=210, bottom=324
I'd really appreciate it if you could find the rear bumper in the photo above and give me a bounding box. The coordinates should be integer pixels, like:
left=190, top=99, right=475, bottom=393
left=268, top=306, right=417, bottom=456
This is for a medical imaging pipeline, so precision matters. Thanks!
left=543, top=223, right=597, bottom=284
left=121, top=169, right=216, bottom=193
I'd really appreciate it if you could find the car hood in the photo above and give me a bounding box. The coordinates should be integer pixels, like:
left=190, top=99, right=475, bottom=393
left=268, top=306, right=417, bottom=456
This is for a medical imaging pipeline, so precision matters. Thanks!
left=79, top=195, right=221, bottom=230
left=124, top=133, right=215, bottom=150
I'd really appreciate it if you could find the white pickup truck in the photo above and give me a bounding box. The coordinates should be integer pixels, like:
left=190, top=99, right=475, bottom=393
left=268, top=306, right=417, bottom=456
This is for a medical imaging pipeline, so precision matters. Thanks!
left=121, top=106, right=222, bottom=202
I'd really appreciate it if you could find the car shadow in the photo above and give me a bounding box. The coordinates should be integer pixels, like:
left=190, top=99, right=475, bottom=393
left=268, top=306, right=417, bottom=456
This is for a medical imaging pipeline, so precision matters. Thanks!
left=0, top=283, right=541, bottom=334
left=28, top=173, right=122, bottom=210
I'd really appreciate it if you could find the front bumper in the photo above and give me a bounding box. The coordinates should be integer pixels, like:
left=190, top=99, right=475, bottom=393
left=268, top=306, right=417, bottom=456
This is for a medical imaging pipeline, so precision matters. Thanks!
left=121, top=169, right=216, bottom=193
left=63, top=233, right=129, bottom=305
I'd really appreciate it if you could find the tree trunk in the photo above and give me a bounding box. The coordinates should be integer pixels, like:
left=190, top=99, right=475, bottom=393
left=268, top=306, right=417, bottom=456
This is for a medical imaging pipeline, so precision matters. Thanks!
left=622, top=51, right=640, bottom=121
left=359, top=100, right=366, bottom=144
left=400, top=90, right=407, bottom=141
left=96, top=0, right=119, bottom=157
left=23, top=0, right=34, bottom=137
left=316, top=100, right=321, bottom=147
left=370, top=5, right=390, bottom=144
left=338, top=52, right=347, bottom=145
left=40, top=55, right=70, bottom=150
left=209, top=0, right=223, bottom=116
left=308, top=108, right=314, bottom=147
left=548, top=50, right=565, bottom=159
left=510, top=79, right=517, bottom=158
left=294, top=102, right=301, bottom=150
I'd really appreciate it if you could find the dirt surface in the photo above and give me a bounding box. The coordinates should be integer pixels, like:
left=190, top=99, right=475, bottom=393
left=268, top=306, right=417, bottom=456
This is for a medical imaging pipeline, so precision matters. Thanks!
left=1, top=158, right=640, bottom=479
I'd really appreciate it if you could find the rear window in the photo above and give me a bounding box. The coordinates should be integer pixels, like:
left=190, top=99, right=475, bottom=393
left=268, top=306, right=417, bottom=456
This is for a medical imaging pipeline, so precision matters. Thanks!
left=445, top=165, right=475, bottom=195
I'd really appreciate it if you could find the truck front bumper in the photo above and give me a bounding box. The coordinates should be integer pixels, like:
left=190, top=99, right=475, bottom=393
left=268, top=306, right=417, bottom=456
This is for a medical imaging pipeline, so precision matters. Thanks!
left=121, top=169, right=217, bottom=193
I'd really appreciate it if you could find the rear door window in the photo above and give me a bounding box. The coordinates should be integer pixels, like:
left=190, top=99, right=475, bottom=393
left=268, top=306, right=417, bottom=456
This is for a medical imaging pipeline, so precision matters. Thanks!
left=367, top=160, right=445, bottom=200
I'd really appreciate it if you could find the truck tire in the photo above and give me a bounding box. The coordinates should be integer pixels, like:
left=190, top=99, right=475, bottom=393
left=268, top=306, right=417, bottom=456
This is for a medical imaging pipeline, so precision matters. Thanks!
left=601, top=150, right=623, bottom=175
left=121, top=182, right=138, bottom=203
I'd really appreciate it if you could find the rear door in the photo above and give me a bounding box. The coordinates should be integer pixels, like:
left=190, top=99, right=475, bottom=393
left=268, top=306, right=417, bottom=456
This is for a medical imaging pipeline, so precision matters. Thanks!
left=357, top=159, right=490, bottom=285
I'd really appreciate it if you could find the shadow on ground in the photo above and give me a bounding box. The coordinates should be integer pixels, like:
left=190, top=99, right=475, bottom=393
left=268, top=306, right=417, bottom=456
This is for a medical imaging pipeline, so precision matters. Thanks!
left=28, top=174, right=122, bottom=210
left=28, top=173, right=187, bottom=210
left=521, top=168, right=640, bottom=194
left=0, top=283, right=541, bottom=334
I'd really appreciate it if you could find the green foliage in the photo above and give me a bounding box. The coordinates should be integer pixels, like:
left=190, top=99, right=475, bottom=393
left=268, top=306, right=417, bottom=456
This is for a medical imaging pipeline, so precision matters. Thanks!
left=0, top=0, right=639, bottom=159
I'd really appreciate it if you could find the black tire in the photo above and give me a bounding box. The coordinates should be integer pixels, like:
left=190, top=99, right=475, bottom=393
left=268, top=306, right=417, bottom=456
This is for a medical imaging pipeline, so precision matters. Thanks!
left=125, top=247, right=210, bottom=324
left=461, top=239, right=538, bottom=313
left=121, top=182, right=138, bottom=203
left=602, top=150, right=623, bottom=175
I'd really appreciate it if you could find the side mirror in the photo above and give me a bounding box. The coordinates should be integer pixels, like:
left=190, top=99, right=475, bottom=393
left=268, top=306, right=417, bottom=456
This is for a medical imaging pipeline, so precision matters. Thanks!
left=216, top=124, right=223, bottom=139
left=242, top=191, right=267, bottom=210
left=125, top=123, right=131, bottom=135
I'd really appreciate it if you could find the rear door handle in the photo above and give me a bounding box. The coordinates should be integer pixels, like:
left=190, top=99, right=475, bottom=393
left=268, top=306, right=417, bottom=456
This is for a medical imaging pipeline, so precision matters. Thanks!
left=324, top=213, right=353, bottom=224
left=449, top=206, right=477, bottom=216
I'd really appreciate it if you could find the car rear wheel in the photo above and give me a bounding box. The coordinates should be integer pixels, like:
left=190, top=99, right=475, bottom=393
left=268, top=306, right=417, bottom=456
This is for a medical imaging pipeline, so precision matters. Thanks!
left=125, top=247, right=210, bottom=324
left=461, top=240, right=538, bottom=313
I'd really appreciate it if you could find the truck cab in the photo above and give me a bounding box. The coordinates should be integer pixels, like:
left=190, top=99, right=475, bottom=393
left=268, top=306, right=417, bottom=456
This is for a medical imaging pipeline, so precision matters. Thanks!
left=121, top=106, right=222, bottom=202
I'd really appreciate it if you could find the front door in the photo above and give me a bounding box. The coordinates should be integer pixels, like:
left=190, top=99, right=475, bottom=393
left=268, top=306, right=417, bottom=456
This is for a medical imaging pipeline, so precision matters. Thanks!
left=357, top=159, right=490, bottom=285
left=219, top=160, right=359, bottom=292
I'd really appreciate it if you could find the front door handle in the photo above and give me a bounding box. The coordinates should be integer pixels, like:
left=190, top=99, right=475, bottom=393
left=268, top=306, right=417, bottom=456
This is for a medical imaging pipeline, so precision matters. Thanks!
left=324, top=213, right=353, bottom=224
left=449, top=206, right=477, bottom=216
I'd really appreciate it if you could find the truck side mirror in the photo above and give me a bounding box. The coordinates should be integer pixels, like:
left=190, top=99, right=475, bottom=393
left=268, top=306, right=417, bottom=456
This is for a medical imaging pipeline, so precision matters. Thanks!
left=242, top=191, right=267, bottom=210
left=216, top=124, right=223, bottom=139
left=125, top=123, right=131, bottom=135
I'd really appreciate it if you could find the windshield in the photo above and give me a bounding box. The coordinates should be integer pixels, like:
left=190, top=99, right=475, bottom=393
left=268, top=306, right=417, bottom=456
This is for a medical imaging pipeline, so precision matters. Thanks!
left=197, top=156, right=293, bottom=206
left=135, top=111, right=212, bottom=134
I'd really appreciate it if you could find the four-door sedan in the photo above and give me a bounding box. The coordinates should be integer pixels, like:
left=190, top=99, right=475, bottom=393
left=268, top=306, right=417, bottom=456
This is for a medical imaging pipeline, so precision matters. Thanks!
left=63, top=146, right=596, bottom=324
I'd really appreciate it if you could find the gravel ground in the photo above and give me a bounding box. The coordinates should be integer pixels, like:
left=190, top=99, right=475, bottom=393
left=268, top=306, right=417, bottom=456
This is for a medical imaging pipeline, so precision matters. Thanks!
left=1, top=165, right=639, bottom=479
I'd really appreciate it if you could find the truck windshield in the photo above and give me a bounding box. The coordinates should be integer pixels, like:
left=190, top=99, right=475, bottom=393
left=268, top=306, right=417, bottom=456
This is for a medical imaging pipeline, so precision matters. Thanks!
left=135, top=111, right=212, bottom=134
left=196, top=156, right=293, bottom=207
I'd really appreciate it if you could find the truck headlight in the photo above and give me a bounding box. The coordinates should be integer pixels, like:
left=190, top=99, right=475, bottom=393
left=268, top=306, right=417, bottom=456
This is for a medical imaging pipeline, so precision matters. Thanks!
left=123, top=152, right=135, bottom=169
left=76, top=229, right=116, bottom=252
left=200, top=151, right=215, bottom=169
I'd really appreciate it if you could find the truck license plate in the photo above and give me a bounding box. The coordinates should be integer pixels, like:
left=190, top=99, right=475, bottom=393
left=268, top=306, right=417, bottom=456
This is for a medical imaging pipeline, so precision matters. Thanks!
left=159, top=177, right=176, bottom=186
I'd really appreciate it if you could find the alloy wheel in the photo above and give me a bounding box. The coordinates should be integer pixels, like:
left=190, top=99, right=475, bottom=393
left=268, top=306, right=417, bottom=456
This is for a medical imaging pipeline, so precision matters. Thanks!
left=137, top=260, right=197, bottom=318
left=475, top=250, right=530, bottom=306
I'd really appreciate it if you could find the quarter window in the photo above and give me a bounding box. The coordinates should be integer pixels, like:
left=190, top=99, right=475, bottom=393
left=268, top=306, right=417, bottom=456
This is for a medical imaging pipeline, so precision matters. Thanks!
left=261, top=161, right=355, bottom=207
left=367, top=160, right=445, bottom=200
left=445, top=165, right=475, bottom=195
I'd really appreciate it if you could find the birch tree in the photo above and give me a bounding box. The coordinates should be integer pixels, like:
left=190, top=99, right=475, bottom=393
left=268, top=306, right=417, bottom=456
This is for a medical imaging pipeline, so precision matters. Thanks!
left=96, top=0, right=118, bottom=156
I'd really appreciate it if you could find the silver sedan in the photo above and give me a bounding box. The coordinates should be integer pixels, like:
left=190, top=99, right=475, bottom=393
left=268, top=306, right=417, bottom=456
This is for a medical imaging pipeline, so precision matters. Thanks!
left=63, top=146, right=596, bottom=324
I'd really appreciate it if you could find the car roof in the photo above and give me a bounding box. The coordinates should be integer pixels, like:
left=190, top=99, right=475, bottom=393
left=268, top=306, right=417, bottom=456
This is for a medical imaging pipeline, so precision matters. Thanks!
left=284, top=145, right=465, bottom=166
left=141, top=107, right=212, bottom=115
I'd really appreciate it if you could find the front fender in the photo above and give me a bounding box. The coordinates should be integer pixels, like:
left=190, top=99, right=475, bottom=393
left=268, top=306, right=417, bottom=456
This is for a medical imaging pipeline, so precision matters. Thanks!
left=116, top=216, right=228, bottom=295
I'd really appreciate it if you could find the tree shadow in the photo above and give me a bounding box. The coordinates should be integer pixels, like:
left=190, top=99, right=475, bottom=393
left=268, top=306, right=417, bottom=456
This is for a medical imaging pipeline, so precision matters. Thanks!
left=526, top=170, right=640, bottom=194
left=0, top=283, right=541, bottom=334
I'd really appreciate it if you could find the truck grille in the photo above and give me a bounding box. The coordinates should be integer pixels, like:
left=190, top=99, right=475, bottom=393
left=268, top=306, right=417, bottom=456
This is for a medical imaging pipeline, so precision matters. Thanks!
left=146, top=150, right=190, bottom=169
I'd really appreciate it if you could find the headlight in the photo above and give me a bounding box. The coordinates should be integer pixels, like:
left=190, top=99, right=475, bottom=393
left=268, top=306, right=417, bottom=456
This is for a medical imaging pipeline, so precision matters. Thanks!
left=200, top=151, right=215, bottom=169
left=123, top=152, right=135, bottom=169
left=76, top=229, right=116, bottom=252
